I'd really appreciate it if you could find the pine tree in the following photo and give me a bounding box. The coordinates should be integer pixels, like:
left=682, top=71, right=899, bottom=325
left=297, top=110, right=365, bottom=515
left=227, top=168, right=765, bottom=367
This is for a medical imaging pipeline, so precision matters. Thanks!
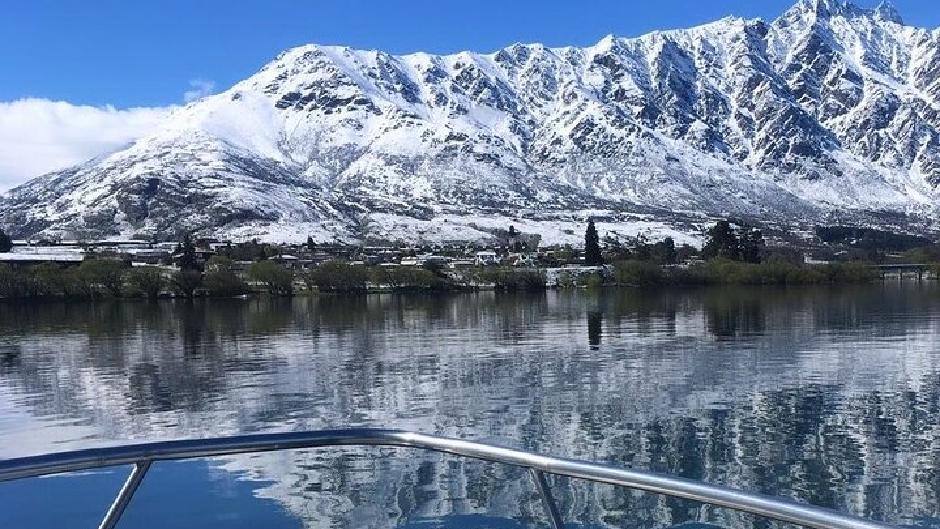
left=175, top=233, right=199, bottom=272
left=702, top=220, right=740, bottom=261
left=584, top=219, right=604, bottom=265
left=652, top=237, right=677, bottom=264
left=508, top=225, right=523, bottom=252
left=740, top=228, right=765, bottom=264
left=0, top=229, right=12, bottom=253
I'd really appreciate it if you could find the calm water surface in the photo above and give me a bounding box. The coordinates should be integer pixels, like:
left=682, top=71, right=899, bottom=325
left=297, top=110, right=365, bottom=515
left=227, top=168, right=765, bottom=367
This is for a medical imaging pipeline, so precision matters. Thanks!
left=1, top=285, right=940, bottom=529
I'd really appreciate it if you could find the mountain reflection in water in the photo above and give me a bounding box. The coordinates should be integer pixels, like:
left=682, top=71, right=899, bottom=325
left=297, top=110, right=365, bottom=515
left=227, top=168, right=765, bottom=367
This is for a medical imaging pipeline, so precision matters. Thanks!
left=1, top=285, right=940, bottom=529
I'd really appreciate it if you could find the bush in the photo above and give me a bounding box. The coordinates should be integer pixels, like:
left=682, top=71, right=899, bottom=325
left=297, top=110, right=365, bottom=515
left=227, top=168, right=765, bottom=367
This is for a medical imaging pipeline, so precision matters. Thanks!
left=614, top=261, right=664, bottom=287
left=0, top=264, right=28, bottom=298
left=0, top=263, right=92, bottom=299
left=554, top=271, right=577, bottom=289
left=474, top=268, right=545, bottom=291
left=0, top=229, right=12, bottom=253
left=821, top=262, right=878, bottom=283
left=77, top=259, right=128, bottom=297
left=610, top=259, right=878, bottom=287
left=248, top=260, right=294, bottom=295
left=172, top=269, right=203, bottom=298
left=678, top=259, right=876, bottom=285
left=578, top=272, right=605, bottom=288
left=305, top=261, right=369, bottom=292
left=126, top=266, right=166, bottom=299
left=204, top=256, right=248, bottom=297
left=29, top=263, right=69, bottom=297
left=370, top=266, right=447, bottom=290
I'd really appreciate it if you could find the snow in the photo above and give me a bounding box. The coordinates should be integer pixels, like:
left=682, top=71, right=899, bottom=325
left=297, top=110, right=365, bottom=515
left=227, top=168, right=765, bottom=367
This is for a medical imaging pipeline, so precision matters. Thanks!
left=367, top=212, right=705, bottom=248
left=216, top=221, right=355, bottom=245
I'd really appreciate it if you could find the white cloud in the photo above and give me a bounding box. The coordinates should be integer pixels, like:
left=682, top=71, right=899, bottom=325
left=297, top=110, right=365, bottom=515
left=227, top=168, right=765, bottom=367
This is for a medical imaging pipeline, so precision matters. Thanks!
left=0, top=98, right=172, bottom=192
left=183, top=79, right=215, bottom=103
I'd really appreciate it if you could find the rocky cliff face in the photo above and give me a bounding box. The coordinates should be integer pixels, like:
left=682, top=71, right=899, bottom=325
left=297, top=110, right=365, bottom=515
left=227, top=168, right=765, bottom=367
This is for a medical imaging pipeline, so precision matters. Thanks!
left=2, top=0, right=939, bottom=243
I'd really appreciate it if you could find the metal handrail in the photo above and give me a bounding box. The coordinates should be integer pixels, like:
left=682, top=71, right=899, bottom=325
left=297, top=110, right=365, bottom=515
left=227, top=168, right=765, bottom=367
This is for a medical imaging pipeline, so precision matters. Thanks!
left=0, top=429, right=897, bottom=529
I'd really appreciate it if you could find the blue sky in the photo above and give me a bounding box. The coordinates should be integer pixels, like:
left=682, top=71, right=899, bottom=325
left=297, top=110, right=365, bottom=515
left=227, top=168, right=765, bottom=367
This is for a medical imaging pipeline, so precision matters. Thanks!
left=3, top=0, right=938, bottom=107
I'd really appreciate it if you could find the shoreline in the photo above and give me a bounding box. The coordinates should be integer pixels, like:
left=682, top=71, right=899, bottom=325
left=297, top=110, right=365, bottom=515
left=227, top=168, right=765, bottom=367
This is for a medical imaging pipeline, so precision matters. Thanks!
left=0, top=277, right=932, bottom=304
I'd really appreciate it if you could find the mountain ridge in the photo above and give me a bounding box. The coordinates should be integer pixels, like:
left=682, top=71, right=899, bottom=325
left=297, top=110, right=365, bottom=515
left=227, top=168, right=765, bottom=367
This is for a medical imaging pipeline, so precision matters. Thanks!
left=3, top=0, right=939, bottom=244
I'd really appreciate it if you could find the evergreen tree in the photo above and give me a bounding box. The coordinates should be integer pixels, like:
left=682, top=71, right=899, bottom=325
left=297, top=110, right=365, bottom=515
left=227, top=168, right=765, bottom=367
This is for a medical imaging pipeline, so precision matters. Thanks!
left=652, top=237, right=677, bottom=264
left=508, top=225, right=524, bottom=252
left=174, top=233, right=200, bottom=272
left=584, top=219, right=604, bottom=266
left=740, top=228, right=766, bottom=264
left=0, top=229, right=12, bottom=253
left=306, top=236, right=316, bottom=251
left=255, top=239, right=268, bottom=261
left=702, top=220, right=740, bottom=260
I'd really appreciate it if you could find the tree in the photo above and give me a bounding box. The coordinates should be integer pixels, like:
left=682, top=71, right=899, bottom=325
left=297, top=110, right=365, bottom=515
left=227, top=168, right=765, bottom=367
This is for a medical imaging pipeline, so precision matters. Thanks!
left=172, top=269, right=203, bottom=298
left=508, top=225, right=524, bottom=252
left=248, top=260, right=294, bottom=295
left=0, top=264, right=25, bottom=297
left=702, top=221, right=740, bottom=261
left=174, top=233, right=200, bottom=272
left=676, top=244, right=698, bottom=263
left=651, top=237, right=677, bottom=265
left=126, top=266, right=165, bottom=299
left=31, top=263, right=70, bottom=297
left=204, top=256, right=248, bottom=297
left=0, top=229, right=12, bottom=253
left=252, top=238, right=269, bottom=261
left=584, top=219, right=604, bottom=266
left=371, top=266, right=443, bottom=290
left=305, top=261, right=369, bottom=292
left=306, top=236, right=316, bottom=251
left=740, top=229, right=766, bottom=264
left=77, top=259, right=128, bottom=297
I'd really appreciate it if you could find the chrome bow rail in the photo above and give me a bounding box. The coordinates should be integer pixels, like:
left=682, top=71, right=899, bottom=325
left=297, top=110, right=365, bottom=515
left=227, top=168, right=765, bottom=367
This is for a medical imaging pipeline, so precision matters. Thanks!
left=0, top=429, right=896, bottom=529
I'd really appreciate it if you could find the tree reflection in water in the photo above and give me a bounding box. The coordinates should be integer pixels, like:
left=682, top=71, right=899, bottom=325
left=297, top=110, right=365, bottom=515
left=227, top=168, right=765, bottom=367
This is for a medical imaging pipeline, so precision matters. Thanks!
left=587, top=311, right=602, bottom=350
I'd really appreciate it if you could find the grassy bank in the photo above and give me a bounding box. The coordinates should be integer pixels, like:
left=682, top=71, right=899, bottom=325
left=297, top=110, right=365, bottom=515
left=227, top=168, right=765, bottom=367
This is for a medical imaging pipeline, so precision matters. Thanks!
left=0, top=257, right=887, bottom=301
left=613, top=259, right=879, bottom=287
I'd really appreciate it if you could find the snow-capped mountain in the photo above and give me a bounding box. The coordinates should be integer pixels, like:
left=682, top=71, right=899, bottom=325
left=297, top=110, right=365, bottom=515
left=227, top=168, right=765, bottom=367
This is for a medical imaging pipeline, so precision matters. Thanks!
left=2, top=0, right=939, bottom=243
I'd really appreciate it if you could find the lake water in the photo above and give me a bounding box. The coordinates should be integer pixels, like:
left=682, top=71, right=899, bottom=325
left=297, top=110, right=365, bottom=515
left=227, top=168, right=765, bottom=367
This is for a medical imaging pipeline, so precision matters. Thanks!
left=1, top=285, right=940, bottom=529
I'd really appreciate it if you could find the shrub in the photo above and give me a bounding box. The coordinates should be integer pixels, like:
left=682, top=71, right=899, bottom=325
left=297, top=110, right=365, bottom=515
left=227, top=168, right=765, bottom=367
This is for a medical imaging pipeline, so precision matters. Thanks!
left=821, top=262, right=878, bottom=283
left=172, top=269, right=203, bottom=298
left=305, top=261, right=369, bottom=292
left=370, top=266, right=447, bottom=290
left=608, top=259, right=878, bottom=287
left=474, top=268, right=545, bottom=290
left=614, top=261, right=664, bottom=287
left=30, top=263, right=70, bottom=297
left=577, top=272, right=605, bottom=288
left=204, top=256, right=248, bottom=297
left=0, top=229, right=12, bottom=253
left=677, top=259, right=875, bottom=286
left=249, top=260, right=294, bottom=295
left=77, top=259, right=128, bottom=297
left=126, top=266, right=166, bottom=299
left=0, top=264, right=27, bottom=297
